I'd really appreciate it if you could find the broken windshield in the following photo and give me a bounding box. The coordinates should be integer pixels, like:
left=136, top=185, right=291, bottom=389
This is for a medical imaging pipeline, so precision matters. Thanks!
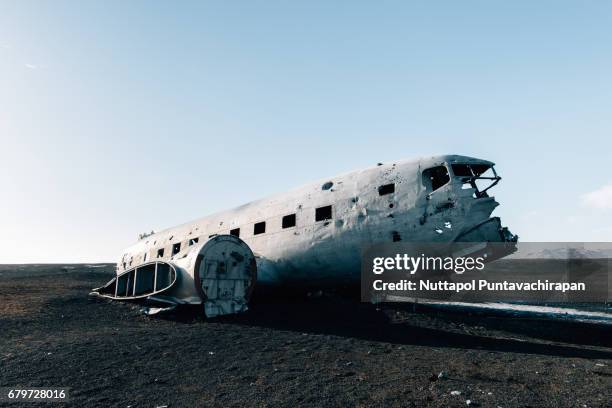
left=451, top=163, right=500, bottom=198
left=422, top=166, right=450, bottom=192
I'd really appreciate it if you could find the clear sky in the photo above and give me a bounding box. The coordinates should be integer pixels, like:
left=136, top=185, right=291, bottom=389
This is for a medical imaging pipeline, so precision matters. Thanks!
left=1, top=1, right=611, bottom=263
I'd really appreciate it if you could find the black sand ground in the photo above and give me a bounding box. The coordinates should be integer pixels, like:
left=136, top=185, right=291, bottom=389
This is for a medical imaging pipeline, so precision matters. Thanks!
left=0, top=264, right=610, bottom=407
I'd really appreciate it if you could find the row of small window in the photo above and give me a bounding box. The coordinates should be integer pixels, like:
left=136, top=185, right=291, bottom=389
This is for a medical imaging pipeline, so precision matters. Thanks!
left=230, top=183, right=395, bottom=238
left=149, top=182, right=396, bottom=259
left=147, top=205, right=332, bottom=261
left=230, top=203, right=332, bottom=238
left=152, top=236, right=199, bottom=259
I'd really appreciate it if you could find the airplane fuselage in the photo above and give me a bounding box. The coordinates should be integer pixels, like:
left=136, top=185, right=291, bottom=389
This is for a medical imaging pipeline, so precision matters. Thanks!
left=117, top=155, right=516, bottom=291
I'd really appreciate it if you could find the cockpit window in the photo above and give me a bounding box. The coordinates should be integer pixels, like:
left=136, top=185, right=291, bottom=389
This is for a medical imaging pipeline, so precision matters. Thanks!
left=450, top=164, right=472, bottom=177
left=451, top=163, right=500, bottom=198
left=452, top=163, right=490, bottom=177
left=422, top=166, right=450, bottom=192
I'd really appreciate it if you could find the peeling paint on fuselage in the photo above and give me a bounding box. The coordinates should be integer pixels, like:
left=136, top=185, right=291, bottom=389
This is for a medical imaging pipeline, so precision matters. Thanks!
left=118, top=155, right=515, bottom=287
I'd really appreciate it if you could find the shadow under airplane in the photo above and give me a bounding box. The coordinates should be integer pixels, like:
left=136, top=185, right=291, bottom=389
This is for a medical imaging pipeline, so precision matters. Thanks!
left=157, top=294, right=612, bottom=360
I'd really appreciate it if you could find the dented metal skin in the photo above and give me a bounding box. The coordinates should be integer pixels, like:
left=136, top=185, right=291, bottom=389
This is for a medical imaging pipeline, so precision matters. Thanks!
left=115, top=155, right=517, bottom=308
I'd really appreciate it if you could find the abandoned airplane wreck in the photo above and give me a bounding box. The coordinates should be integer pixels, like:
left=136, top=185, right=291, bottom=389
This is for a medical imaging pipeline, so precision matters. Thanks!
left=92, top=154, right=518, bottom=317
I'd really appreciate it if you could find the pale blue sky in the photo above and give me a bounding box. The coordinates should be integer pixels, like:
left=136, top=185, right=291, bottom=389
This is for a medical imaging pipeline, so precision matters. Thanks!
left=1, top=1, right=611, bottom=263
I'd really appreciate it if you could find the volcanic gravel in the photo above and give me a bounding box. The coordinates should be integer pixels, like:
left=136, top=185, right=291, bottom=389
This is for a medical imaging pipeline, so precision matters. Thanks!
left=0, top=264, right=610, bottom=407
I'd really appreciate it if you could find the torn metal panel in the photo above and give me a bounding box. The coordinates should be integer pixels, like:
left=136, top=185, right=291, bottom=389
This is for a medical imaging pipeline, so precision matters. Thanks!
left=90, top=261, right=177, bottom=300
